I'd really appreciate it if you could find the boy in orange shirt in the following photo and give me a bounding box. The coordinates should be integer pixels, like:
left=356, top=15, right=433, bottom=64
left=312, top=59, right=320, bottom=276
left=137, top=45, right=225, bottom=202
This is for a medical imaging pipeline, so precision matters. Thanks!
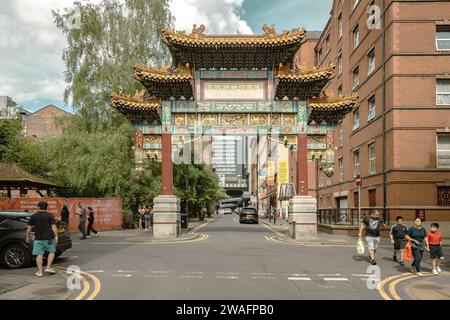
left=428, top=223, right=444, bottom=275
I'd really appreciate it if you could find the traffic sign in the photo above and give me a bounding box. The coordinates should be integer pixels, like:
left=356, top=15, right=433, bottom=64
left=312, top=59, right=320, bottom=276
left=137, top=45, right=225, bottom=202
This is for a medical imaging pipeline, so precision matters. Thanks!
left=355, top=174, right=361, bottom=187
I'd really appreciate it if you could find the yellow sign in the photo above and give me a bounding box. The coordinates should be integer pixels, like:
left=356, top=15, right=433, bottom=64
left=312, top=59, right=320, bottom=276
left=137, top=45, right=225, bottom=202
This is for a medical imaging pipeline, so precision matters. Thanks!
left=278, top=160, right=289, bottom=184
left=204, top=81, right=265, bottom=100
left=267, top=161, right=274, bottom=186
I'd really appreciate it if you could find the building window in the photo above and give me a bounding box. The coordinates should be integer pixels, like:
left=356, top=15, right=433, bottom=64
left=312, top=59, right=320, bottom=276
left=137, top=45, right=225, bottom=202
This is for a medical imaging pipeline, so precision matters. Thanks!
left=339, top=158, right=344, bottom=182
left=436, top=28, right=450, bottom=50
left=368, top=189, right=376, bottom=207
left=338, top=85, right=343, bottom=96
left=437, top=80, right=450, bottom=105
left=338, top=14, right=343, bottom=38
left=352, top=67, right=360, bottom=90
left=353, top=0, right=360, bottom=10
left=368, top=96, right=376, bottom=121
left=438, top=186, right=450, bottom=206
left=354, top=191, right=359, bottom=207
left=437, top=134, right=450, bottom=168
left=367, top=49, right=375, bottom=75
left=319, top=48, right=323, bottom=63
left=326, top=35, right=330, bottom=50
left=319, top=169, right=324, bottom=187
left=353, top=25, right=359, bottom=49
left=338, top=123, right=344, bottom=147
left=369, top=143, right=376, bottom=174
left=353, top=150, right=360, bottom=177
left=353, top=109, right=360, bottom=131
left=337, top=51, right=343, bottom=75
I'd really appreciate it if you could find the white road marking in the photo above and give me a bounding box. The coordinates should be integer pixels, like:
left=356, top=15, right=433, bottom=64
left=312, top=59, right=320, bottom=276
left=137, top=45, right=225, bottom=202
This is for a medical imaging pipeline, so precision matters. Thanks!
left=111, top=274, right=133, bottom=278
left=180, top=275, right=203, bottom=279
left=252, top=276, right=277, bottom=280
left=250, top=273, right=274, bottom=276
left=87, top=270, right=104, bottom=273
left=288, top=277, right=312, bottom=281
left=318, top=273, right=341, bottom=276
left=217, top=272, right=239, bottom=275
left=217, top=276, right=238, bottom=279
left=286, top=273, right=307, bottom=277
left=148, top=271, right=170, bottom=274
left=145, top=274, right=168, bottom=278
left=183, top=271, right=204, bottom=274
left=324, top=277, right=349, bottom=281
left=118, top=270, right=138, bottom=273
left=352, top=274, right=370, bottom=277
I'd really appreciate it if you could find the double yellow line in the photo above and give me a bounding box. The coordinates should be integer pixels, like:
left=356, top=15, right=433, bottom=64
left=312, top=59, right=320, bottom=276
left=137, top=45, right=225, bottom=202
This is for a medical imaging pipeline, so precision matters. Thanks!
left=378, top=272, right=428, bottom=300
left=55, top=267, right=102, bottom=300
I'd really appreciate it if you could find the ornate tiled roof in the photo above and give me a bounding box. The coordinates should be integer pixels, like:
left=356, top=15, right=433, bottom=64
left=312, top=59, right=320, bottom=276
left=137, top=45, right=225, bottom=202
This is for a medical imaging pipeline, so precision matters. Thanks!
left=110, top=91, right=160, bottom=110
left=308, top=92, right=359, bottom=124
left=308, top=93, right=358, bottom=110
left=276, top=64, right=335, bottom=82
left=134, top=64, right=192, bottom=82
left=162, top=24, right=306, bottom=48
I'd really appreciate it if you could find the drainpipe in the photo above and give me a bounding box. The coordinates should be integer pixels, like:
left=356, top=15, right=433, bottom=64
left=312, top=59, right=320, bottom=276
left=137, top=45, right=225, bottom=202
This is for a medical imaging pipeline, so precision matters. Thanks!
left=381, top=0, right=387, bottom=220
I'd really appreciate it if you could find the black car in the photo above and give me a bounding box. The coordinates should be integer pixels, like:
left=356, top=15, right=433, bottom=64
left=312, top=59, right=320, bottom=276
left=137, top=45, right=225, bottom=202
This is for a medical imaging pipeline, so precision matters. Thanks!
left=239, top=207, right=258, bottom=224
left=0, top=211, right=72, bottom=269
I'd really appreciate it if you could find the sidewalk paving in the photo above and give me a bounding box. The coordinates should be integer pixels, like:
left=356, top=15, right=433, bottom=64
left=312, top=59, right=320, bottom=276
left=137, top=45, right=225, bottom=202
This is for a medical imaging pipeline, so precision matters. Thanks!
left=261, top=217, right=450, bottom=246
left=71, top=216, right=213, bottom=244
left=0, top=268, right=73, bottom=300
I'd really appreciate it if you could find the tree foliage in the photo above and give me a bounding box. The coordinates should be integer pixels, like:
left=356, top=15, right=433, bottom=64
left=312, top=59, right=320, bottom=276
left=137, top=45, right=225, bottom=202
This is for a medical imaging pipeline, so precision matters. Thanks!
left=52, top=0, right=173, bottom=130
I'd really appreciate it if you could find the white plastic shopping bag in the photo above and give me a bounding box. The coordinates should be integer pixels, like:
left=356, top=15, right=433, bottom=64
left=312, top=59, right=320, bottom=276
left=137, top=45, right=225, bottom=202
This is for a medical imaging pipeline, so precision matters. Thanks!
left=356, top=237, right=365, bottom=255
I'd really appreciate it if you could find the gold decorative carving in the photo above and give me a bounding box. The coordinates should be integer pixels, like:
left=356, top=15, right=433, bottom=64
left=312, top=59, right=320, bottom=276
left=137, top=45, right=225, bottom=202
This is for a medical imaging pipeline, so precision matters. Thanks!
left=191, top=24, right=205, bottom=38
left=262, top=24, right=277, bottom=37
left=251, top=114, right=268, bottom=126
left=143, top=135, right=161, bottom=144
left=174, top=114, right=186, bottom=126
left=187, top=114, right=197, bottom=126
left=222, top=114, right=247, bottom=126
left=202, top=114, right=218, bottom=126
left=271, top=114, right=281, bottom=126
left=283, top=114, right=295, bottom=126
left=145, top=150, right=162, bottom=161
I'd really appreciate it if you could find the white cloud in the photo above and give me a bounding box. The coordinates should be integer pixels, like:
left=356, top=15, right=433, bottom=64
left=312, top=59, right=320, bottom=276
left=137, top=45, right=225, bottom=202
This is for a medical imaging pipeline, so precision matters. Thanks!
left=0, top=0, right=252, bottom=110
left=170, top=0, right=252, bottom=34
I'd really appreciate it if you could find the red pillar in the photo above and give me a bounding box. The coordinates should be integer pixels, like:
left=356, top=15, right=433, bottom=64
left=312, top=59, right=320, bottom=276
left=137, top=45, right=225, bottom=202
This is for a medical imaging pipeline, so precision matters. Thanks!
left=161, top=133, right=173, bottom=195
left=296, top=134, right=308, bottom=196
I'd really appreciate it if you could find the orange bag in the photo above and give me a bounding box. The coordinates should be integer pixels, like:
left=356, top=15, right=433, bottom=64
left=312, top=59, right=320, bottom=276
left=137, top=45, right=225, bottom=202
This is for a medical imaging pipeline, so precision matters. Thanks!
left=403, top=240, right=412, bottom=263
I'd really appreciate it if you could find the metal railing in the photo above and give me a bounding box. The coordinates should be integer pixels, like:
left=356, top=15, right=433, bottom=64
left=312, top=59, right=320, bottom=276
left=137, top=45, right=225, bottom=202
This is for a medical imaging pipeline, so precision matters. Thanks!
left=317, top=208, right=390, bottom=226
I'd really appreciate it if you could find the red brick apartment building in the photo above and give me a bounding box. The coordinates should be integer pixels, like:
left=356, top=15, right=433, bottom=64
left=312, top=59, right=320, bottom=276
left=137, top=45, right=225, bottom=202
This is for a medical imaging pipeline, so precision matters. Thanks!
left=312, top=0, right=450, bottom=235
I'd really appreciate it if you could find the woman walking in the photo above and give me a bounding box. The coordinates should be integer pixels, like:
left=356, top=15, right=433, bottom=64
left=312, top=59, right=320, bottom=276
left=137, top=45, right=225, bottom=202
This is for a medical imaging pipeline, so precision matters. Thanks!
left=405, top=217, right=429, bottom=277
left=144, top=206, right=152, bottom=231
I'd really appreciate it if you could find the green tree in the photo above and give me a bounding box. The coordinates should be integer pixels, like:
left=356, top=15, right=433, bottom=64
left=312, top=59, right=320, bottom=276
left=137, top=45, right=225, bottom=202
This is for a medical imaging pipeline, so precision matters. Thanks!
left=0, top=119, right=21, bottom=160
left=52, top=0, right=173, bottom=130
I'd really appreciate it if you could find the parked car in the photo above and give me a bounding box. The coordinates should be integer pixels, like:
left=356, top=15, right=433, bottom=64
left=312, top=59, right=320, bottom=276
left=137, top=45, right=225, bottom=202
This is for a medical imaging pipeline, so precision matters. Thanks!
left=218, top=208, right=232, bottom=215
left=0, top=211, right=72, bottom=269
left=239, top=207, right=258, bottom=224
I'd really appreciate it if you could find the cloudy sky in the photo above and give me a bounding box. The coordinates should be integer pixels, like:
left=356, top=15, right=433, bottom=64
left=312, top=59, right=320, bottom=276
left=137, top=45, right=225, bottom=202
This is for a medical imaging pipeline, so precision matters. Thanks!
left=0, top=0, right=332, bottom=113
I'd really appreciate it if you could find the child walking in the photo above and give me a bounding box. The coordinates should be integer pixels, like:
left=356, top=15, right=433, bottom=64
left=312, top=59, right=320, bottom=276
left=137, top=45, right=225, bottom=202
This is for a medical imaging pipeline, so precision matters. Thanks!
left=390, top=216, right=408, bottom=266
left=428, top=223, right=444, bottom=275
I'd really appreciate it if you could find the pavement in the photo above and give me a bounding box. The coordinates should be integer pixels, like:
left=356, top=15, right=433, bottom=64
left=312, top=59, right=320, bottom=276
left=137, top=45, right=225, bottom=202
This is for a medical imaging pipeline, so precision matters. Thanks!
left=1, top=214, right=449, bottom=300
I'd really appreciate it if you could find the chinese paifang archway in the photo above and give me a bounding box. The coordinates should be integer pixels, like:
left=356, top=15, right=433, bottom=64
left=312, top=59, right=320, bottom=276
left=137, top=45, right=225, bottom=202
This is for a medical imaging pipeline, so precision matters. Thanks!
left=111, top=24, right=358, bottom=239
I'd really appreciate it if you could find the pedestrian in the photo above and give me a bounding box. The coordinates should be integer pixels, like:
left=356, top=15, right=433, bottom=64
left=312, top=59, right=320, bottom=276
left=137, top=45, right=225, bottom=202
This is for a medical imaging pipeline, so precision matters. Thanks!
left=390, top=216, right=408, bottom=266
left=271, top=206, right=276, bottom=225
left=86, top=207, right=99, bottom=237
left=358, top=210, right=386, bottom=265
left=405, top=217, right=429, bottom=277
left=60, top=201, right=70, bottom=229
left=25, top=201, right=58, bottom=277
left=144, top=206, right=151, bottom=231
left=428, top=223, right=444, bottom=275
left=74, top=202, right=87, bottom=240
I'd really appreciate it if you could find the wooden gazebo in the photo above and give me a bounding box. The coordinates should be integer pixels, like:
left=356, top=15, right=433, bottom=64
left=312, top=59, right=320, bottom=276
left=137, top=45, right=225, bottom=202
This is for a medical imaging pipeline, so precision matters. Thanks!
left=0, top=162, right=63, bottom=198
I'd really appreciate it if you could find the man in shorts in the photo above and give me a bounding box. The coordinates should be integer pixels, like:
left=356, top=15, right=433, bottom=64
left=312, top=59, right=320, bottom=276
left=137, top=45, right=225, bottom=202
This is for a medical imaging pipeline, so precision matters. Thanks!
left=26, top=201, right=59, bottom=277
left=359, top=210, right=386, bottom=265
